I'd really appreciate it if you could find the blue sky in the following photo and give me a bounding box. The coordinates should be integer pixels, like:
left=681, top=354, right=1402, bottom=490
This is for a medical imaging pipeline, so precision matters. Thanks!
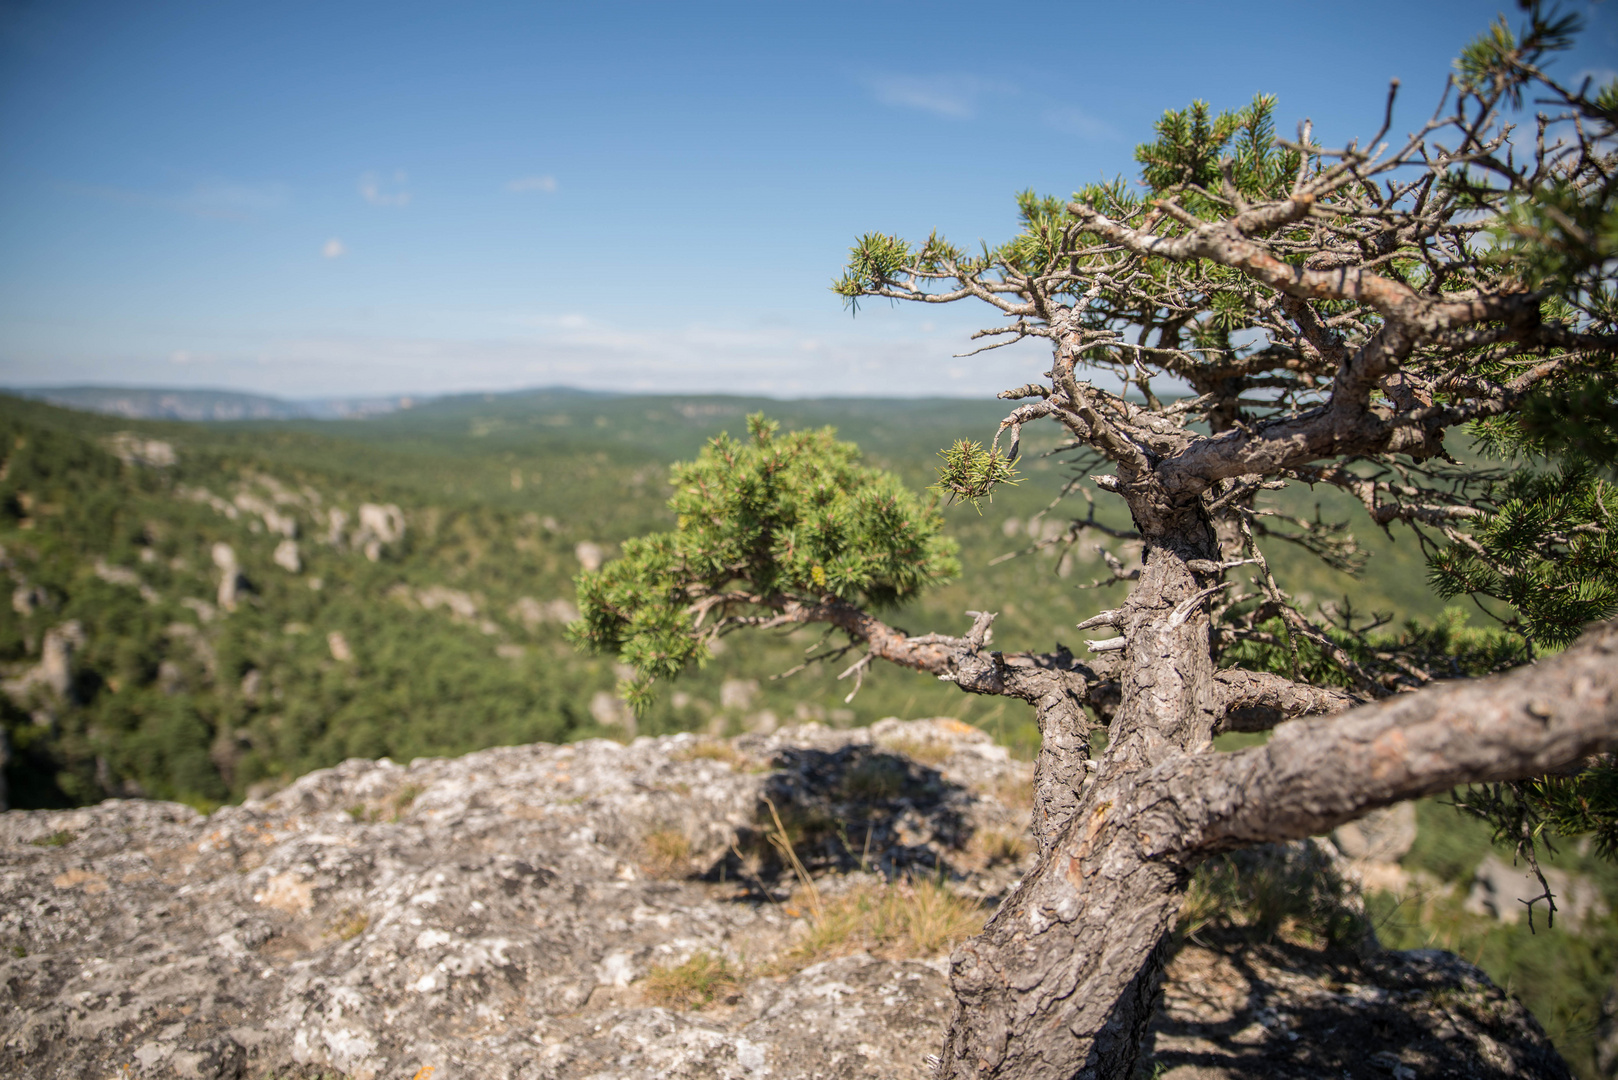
left=1, top=0, right=1614, bottom=399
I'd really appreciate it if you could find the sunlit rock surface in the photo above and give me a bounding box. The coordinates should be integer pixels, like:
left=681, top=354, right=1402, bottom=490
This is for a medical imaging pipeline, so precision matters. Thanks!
left=0, top=718, right=1572, bottom=1080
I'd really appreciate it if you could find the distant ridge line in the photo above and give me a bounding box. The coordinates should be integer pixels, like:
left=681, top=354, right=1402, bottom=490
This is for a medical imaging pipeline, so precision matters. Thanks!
left=5, top=384, right=609, bottom=422
left=2, top=384, right=1035, bottom=424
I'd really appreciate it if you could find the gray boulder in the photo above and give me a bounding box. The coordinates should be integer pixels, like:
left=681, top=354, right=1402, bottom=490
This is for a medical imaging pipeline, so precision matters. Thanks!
left=0, top=720, right=1573, bottom=1080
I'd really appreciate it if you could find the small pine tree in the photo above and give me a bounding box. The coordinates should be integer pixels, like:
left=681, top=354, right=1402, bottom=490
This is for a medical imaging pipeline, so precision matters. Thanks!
left=569, top=415, right=960, bottom=711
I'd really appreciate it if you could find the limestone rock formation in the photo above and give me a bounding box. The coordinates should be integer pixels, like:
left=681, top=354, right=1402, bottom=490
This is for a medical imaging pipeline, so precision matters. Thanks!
left=106, top=433, right=178, bottom=468
left=574, top=541, right=604, bottom=573
left=2, top=620, right=85, bottom=708
left=212, top=543, right=245, bottom=611
left=354, top=503, right=405, bottom=562
left=0, top=719, right=1573, bottom=1080
left=1332, top=801, right=1417, bottom=864
left=273, top=539, right=302, bottom=574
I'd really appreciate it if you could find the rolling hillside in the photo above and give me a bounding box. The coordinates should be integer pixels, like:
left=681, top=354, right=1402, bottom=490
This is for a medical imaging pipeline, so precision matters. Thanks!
left=0, top=388, right=1454, bottom=809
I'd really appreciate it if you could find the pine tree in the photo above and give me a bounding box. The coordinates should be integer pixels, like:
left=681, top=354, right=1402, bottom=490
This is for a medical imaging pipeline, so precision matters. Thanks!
left=574, top=4, right=1618, bottom=1075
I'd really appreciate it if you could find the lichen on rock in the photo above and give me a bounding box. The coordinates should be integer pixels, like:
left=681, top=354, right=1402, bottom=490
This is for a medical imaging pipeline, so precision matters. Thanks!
left=0, top=719, right=1574, bottom=1080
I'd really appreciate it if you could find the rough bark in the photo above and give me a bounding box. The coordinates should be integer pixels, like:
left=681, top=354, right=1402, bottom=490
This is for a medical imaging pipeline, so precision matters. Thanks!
left=1197, top=620, right=1618, bottom=850
left=937, top=619, right=1618, bottom=1080
left=940, top=484, right=1227, bottom=1080
left=1212, top=669, right=1363, bottom=732
left=1028, top=670, right=1092, bottom=856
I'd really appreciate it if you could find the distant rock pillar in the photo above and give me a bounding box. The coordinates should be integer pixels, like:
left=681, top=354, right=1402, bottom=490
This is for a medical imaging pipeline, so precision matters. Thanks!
left=273, top=539, right=302, bottom=573
left=213, top=543, right=245, bottom=611
left=40, top=621, right=84, bottom=703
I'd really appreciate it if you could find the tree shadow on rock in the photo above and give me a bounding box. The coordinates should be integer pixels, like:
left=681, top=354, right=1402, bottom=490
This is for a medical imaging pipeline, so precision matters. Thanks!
left=703, top=743, right=977, bottom=890
left=1140, top=842, right=1573, bottom=1080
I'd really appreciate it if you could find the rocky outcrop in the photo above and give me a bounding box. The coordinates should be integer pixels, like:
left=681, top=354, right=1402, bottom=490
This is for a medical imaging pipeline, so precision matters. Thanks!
left=106, top=433, right=178, bottom=468
left=272, top=540, right=301, bottom=574
left=1, top=620, right=85, bottom=708
left=212, top=543, right=246, bottom=611
left=354, top=503, right=405, bottom=562
left=0, top=719, right=1573, bottom=1080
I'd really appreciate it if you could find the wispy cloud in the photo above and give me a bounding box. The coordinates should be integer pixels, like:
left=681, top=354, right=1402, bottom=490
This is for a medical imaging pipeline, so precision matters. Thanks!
left=168, top=350, right=215, bottom=365
left=182, top=179, right=290, bottom=219
left=867, top=75, right=1006, bottom=119
left=1042, top=106, right=1115, bottom=141
left=506, top=174, right=558, bottom=193
left=64, top=177, right=289, bottom=221
left=358, top=170, right=410, bottom=207
left=322, top=238, right=347, bottom=259
left=1574, top=67, right=1617, bottom=89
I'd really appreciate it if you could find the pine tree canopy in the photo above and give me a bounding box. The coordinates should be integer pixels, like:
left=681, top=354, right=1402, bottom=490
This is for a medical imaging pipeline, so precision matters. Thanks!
left=569, top=415, right=959, bottom=710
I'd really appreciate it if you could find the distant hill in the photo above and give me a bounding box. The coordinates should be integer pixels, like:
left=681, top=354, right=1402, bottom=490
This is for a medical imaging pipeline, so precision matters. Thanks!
left=9, top=385, right=428, bottom=421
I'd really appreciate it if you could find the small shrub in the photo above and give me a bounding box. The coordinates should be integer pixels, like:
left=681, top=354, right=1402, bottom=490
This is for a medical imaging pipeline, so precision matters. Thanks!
left=29, top=830, right=74, bottom=848
left=641, top=951, right=739, bottom=1009
left=1179, top=841, right=1368, bottom=949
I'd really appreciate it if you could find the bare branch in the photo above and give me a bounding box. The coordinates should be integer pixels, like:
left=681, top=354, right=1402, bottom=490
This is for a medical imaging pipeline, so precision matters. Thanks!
left=1196, top=621, right=1618, bottom=850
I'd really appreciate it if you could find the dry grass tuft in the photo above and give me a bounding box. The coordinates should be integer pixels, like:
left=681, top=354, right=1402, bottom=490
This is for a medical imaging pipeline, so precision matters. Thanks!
left=641, top=951, right=740, bottom=1009
left=390, top=783, right=424, bottom=819
left=329, top=909, right=370, bottom=941
left=969, top=827, right=1030, bottom=866
left=784, top=877, right=986, bottom=967
left=988, top=771, right=1033, bottom=813
left=641, top=828, right=694, bottom=877
left=877, top=736, right=955, bottom=767
left=672, top=740, right=744, bottom=767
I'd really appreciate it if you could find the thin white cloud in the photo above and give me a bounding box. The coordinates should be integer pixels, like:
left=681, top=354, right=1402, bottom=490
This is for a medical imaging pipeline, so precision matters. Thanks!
left=64, top=177, right=289, bottom=221
left=1574, top=67, right=1618, bottom=90
left=358, top=170, right=410, bottom=207
left=182, top=179, right=290, bottom=219
left=1043, top=106, right=1115, bottom=140
left=168, top=350, right=214, bottom=365
left=322, top=238, right=347, bottom=259
left=867, top=75, right=1006, bottom=119
left=506, top=174, right=558, bottom=193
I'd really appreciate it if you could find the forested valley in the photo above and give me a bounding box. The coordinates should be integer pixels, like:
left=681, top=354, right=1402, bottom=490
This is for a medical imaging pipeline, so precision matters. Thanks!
left=2, top=388, right=1615, bottom=1073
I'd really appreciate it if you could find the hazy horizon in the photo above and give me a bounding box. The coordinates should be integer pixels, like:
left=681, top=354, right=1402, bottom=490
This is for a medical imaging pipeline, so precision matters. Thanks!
left=4, top=1, right=1613, bottom=401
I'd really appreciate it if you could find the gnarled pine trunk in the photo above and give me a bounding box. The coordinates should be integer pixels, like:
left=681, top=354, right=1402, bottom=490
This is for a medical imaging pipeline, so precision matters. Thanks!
left=937, top=596, right=1618, bottom=1080
left=940, top=490, right=1223, bottom=1080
